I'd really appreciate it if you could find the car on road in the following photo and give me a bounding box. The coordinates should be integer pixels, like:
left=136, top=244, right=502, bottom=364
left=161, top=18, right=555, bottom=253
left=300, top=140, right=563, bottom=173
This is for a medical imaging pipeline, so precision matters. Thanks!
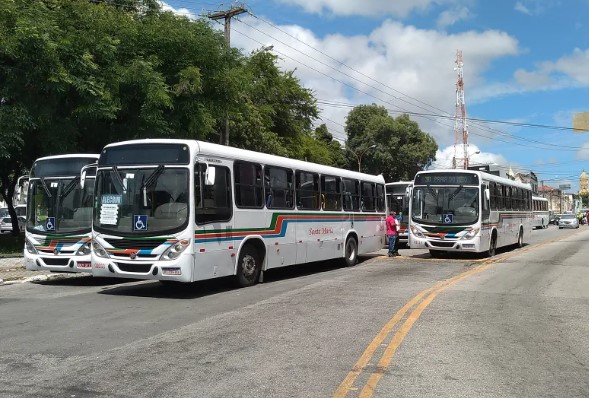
left=0, top=216, right=25, bottom=233
left=549, top=214, right=560, bottom=225
left=558, top=214, right=579, bottom=229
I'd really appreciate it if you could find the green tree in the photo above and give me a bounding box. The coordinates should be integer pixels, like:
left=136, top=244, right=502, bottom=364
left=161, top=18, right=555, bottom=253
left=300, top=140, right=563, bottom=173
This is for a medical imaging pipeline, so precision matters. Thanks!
left=345, top=104, right=437, bottom=181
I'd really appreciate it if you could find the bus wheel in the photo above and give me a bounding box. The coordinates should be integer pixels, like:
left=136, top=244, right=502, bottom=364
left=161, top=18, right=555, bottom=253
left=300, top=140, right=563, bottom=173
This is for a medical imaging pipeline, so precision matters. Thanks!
left=236, top=246, right=262, bottom=288
left=517, top=228, right=524, bottom=248
left=344, top=237, right=358, bottom=267
left=487, top=236, right=497, bottom=257
left=429, top=250, right=444, bottom=258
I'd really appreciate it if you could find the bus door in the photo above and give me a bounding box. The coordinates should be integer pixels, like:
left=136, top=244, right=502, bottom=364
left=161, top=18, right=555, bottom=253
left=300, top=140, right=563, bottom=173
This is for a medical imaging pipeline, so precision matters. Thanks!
left=194, top=161, right=235, bottom=280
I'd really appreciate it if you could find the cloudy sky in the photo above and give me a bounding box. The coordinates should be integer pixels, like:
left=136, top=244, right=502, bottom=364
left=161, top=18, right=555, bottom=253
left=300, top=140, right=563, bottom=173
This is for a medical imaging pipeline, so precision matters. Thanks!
left=163, top=0, right=589, bottom=192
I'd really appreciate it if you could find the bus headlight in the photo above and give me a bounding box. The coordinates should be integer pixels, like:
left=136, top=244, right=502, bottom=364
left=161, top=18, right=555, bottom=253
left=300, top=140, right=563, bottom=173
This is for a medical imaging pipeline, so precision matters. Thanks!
left=161, top=239, right=189, bottom=261
left=92, top=240, right=109, bottom=258
left=410, top=225, right=425, bottom=238
left=461, top=228, right=480, bottom=240
left=25, top=239, right=38, bottom=254
left=76, top=241, right=91, bottom=256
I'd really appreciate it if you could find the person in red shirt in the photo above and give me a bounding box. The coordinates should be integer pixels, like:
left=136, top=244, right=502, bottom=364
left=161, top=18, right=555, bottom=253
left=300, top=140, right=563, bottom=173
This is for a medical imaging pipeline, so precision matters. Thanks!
left=386, top=210, right=399, bottom=257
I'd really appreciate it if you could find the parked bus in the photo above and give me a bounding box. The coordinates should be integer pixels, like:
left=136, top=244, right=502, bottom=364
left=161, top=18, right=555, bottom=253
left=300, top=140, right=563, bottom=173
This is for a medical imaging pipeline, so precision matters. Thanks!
left=90, top=139, right=387, bottom=286
left=385, top=181, right=412, bottom=247
left=24, top=154, right=99, bottom=273
left=532, top=195, right=549, bottom=229
left=409, top=169, right=533, bottom=257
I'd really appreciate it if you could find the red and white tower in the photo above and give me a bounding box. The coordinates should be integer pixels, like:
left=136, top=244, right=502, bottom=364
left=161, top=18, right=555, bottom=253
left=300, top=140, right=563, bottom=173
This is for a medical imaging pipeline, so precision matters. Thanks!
left=452, top=50, right=469, bottom=169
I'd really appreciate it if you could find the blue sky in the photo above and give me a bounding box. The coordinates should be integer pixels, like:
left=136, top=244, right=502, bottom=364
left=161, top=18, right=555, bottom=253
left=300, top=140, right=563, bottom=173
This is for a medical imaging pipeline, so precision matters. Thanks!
left=163, top=0, right=589, bottom=192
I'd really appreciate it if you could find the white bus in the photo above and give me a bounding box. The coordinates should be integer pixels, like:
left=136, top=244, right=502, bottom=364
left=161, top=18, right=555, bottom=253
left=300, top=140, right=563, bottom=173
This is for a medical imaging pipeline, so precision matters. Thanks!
left=532, top=195, right=549, bottom=229
left=385, top=181, right=412, bottom=247
left=24, top=154, right=99, bottom=273
left=90, top=139, right=386, bottom=286
left=409, top=169, right=533, bottom=257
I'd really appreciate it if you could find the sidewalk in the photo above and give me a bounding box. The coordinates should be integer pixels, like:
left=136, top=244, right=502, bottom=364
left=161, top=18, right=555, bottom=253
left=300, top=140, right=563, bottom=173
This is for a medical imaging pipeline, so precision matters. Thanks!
left=0, top=256, right=80, bottom=285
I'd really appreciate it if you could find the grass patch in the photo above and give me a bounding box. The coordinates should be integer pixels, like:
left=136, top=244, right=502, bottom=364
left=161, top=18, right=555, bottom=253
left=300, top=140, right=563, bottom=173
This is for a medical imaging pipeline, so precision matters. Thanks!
left=0, top=233, right=24, bottom=256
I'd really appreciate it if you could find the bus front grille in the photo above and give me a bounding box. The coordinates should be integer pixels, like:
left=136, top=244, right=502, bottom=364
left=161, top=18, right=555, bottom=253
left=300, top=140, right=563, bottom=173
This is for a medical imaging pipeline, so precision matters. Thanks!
left=114, top=262, right=153, bottom=273
left=41, top=257, right=70, bottom=266
left=103, top=238, right=167, bottom=251
left=428, top=241, right=456, bottom=248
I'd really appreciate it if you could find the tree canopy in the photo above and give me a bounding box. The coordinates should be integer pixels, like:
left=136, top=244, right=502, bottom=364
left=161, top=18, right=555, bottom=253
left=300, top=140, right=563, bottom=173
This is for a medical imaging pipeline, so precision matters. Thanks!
left=345, top=104, right=437, bottom=182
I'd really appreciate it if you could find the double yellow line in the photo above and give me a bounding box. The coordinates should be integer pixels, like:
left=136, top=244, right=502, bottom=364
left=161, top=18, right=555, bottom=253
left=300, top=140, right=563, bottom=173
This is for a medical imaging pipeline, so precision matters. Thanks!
left=332, top=230, right=577, bottom=398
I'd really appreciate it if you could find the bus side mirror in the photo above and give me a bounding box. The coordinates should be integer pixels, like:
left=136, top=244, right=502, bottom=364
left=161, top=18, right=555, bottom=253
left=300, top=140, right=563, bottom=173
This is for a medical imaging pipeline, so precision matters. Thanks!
left=80, top=163, right=97, bottom=189
left=484, top=189, right=490, bottom=201
left=80, top=170, right=87, bottom=189
left=205, top=166, right=216, bottom=186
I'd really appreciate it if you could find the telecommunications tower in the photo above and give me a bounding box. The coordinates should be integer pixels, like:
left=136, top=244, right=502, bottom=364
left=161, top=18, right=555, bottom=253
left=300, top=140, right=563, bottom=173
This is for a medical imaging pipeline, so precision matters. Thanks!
left=452, top=50, right=469, bottom=169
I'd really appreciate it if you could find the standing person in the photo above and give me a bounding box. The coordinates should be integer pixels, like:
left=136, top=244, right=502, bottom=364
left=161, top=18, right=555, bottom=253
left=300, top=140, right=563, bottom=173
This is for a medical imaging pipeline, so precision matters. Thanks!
left=393, top=212, right=402, bottom=256
left=386, top=210, right=398, bottom=257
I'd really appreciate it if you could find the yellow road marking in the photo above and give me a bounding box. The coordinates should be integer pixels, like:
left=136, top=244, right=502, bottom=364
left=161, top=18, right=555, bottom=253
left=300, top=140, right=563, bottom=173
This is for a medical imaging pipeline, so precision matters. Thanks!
left=335, top=229, right=583, bottom=398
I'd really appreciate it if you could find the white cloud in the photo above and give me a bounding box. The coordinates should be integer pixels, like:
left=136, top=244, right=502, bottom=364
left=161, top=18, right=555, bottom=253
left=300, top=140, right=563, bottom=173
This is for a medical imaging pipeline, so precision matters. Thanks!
left=514, top=2, right=532, bottom=15
left=512, top=48, right=589, bottom=89
left=160, top=2, right=197, bottom=19
left=232, top=16, right=520, bottom=147
left=437, top=6, right=471, bottom=28
left=273, top=0, right=461, bottom=18
left=430, top=144, right=508, bottom=170
left=576, top=142, right=589, bottom=161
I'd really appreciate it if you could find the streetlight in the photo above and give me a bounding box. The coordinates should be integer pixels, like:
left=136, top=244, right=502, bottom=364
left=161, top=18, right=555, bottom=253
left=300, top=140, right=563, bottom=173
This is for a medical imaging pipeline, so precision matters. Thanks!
left=466, top=150, right=480, bottom=169
left=350, top=144, right=377, bottom=172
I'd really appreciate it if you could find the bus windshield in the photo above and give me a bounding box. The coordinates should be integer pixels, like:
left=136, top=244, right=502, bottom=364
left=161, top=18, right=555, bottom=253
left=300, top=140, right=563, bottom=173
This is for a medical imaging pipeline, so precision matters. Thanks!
left=94, top=167, right=189, bottom=235
left=27, top=177, right=94, bottom=234
left=412, top=186, right=479, bottom=225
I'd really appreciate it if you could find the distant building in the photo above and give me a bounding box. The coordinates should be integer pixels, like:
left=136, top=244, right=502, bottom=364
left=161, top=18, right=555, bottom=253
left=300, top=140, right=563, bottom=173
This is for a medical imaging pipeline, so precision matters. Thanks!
left=539, top=185, right=573, bottom=213
left=514, top=171, right=538, bottom=195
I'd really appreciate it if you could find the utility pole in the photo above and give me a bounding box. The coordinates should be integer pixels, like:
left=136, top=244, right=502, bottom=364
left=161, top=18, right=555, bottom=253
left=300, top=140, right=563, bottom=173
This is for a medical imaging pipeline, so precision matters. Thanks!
left=207, top=4, right=247, bottom=146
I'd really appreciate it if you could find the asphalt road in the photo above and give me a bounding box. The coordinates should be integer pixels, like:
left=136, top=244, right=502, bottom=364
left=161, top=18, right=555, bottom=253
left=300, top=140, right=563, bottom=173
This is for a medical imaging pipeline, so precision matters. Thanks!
left=1, top=225, right=587, bottom=397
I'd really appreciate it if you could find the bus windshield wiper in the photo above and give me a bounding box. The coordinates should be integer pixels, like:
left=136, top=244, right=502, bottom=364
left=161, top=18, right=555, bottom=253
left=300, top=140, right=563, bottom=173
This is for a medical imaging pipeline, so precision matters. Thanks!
left=59, top=176, right=80, bottom=200
left=39, top=177, right=52, bottom=198
left=111, top=166, right=126, bottom=193
left=140, top=165, right=165, bottom=206
left=449, top=185, right=463, bottom=201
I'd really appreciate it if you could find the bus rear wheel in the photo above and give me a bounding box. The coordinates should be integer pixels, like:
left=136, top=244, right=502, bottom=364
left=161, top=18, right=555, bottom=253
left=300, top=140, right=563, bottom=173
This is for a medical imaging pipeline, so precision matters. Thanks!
left=235, top=246, right=262, bottom=288
left=344, top=237, right=358, bottom=267
left=517, top=228, right=524, bottom=248
left=487, top=236, right=497, bottom=257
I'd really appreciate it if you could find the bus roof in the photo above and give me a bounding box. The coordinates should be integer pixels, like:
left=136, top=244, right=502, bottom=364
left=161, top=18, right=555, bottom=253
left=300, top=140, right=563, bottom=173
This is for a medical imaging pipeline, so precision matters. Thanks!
left=414, top=169, right=532, bottom=190
left=103, top=139, right=385, bottom=183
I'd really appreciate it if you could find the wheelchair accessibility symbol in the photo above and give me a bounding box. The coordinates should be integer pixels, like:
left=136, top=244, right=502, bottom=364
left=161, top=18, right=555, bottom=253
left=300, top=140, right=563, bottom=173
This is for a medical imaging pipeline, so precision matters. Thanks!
left=46, top=217, right=56, bottom=231
left=443, top=214, right=454, bottom=224
left=133, top=215, right=148, bottom=231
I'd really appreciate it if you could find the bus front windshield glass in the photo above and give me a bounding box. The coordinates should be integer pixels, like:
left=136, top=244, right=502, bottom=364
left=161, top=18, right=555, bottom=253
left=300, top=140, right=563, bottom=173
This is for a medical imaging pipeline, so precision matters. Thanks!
left=27, top=177, right=94, bottom=234
left=412, top=186, right=479, bottom=225
left=94, top=167, right=188, bottom=235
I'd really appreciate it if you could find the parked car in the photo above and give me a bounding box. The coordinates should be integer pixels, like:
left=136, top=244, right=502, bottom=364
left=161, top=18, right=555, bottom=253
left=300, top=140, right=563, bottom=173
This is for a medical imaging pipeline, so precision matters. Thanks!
left=549, top=214, right=560, bottom=225
left=558, top=214, right=579, bottom=229
left=0, top=216, right=25, bottom=233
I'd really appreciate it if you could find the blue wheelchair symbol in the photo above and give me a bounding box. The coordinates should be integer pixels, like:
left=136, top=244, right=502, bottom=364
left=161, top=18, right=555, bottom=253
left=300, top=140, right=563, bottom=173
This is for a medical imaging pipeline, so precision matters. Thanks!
left=46, top=217, right=56, bottom=231
left=443, top=214, right=454, bottom=224
left=133, top=215, right=148, bottom=231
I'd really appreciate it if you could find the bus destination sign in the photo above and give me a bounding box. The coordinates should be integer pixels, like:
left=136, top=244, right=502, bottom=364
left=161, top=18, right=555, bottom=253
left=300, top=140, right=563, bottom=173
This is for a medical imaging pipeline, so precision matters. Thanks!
left=415, top=172, right=479, bottom=186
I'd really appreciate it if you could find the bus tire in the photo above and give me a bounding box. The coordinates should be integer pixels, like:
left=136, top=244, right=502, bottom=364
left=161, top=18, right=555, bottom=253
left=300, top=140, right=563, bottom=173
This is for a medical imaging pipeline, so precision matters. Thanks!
left=235, top=245, right=262, bottom=288
left=487, top=235, right=497, bottom=257
left=429, top=250, right=445, bottom=258
left=344, top=237, right=358, bottom=267
left=517, top=227, right=524, bottom=248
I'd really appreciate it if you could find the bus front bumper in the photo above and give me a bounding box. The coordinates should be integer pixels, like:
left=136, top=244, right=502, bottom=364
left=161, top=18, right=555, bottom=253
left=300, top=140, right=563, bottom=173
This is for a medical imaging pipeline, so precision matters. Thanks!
left=24, top=253, right=93, bottom=273
left=409, top=235, right=480, bottom=252
left=91, top=253, right=193, bottom=283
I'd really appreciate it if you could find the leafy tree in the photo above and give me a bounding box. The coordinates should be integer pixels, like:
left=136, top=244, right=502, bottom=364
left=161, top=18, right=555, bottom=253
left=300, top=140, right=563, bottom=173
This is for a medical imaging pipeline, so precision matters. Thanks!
left=345, top=104, right=437, bottom=181
left=229, top=49, right=318, bottom=157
